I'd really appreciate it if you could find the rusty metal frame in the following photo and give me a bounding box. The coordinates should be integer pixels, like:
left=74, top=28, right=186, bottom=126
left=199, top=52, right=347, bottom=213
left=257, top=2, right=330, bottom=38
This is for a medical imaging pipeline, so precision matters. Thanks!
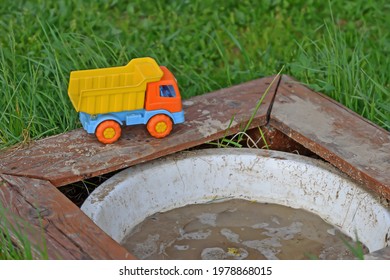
left=0, top=75, right=389, bottom=259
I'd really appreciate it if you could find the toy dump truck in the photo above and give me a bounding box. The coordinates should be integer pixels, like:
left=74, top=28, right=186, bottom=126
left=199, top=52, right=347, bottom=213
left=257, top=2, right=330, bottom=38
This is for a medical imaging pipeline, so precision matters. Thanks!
left=68, top=57, right=185, bottom=144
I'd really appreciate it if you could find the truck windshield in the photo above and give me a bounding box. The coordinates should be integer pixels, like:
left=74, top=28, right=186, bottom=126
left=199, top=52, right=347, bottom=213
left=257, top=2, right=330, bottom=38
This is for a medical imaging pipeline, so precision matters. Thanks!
left=159, top=85, right=176, bottom=98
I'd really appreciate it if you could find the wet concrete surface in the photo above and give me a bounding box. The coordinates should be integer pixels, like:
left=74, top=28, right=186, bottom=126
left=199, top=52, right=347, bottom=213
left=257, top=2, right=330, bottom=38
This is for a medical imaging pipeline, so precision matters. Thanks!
left=122, top=199, right=367, bottom=260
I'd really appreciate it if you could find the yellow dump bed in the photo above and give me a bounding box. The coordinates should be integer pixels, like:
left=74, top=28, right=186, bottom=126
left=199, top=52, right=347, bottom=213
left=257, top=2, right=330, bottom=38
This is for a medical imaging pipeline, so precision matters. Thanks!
left=68, top=57, right=163, bottom=115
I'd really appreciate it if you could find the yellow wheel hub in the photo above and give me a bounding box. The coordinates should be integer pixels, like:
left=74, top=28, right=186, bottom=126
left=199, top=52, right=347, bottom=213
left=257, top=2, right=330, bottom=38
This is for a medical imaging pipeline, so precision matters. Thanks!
left=155, top=121, right=167, bottom=133
left=103, top=127, right=116, bottom=139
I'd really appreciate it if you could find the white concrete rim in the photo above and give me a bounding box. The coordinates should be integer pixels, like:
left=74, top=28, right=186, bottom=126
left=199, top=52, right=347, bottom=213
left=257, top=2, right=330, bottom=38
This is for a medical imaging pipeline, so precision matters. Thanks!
left=81, top=148, right=390, bottom=252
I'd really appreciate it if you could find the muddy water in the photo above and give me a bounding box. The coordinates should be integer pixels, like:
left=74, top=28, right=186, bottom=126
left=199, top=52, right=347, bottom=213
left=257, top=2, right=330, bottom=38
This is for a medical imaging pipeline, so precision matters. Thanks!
left=121, top=199, right=367, bottom=260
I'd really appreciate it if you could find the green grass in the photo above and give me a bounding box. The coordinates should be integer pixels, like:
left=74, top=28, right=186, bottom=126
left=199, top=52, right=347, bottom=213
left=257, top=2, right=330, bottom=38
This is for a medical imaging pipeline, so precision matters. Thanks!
left=0, top=0, right=389, bottom=149
left=340, top=234, right=366, bottom=260
left=211, top=67, right=283, bottom=148
left=289, top=6, right=390, bottom=129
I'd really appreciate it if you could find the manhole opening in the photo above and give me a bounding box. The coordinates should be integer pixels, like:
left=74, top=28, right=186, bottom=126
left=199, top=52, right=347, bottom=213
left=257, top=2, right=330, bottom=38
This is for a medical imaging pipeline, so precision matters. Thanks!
left=81, top=149, right=390, bottom=259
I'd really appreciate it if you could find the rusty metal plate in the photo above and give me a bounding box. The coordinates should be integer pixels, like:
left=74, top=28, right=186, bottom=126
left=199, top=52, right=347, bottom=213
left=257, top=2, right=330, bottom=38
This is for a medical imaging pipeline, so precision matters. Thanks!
left=0, top=174, right=135, bottom=260
left=270, top=75, right=390, bottom=200
left=0, top=76, right=279, bottom=187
